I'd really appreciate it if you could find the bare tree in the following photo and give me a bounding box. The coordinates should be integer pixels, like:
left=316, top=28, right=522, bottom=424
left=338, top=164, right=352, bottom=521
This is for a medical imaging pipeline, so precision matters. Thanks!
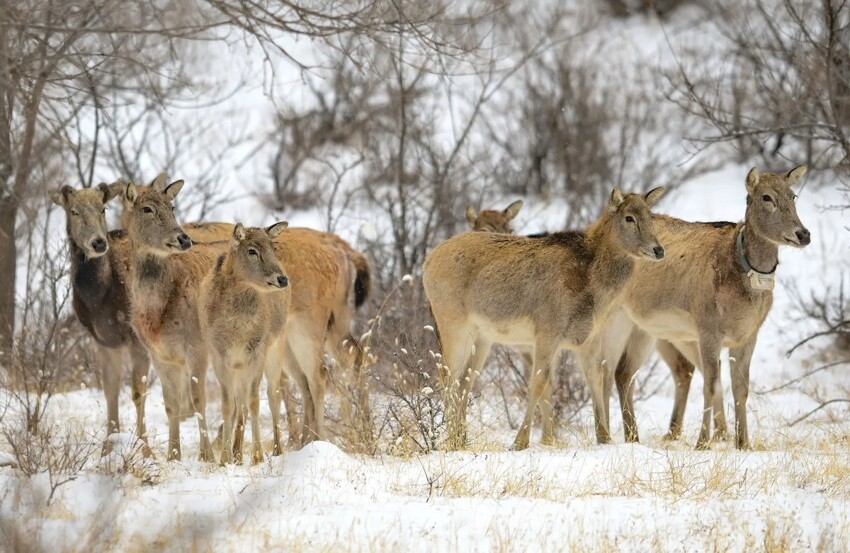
left=669, top=0, right=850, bottom=175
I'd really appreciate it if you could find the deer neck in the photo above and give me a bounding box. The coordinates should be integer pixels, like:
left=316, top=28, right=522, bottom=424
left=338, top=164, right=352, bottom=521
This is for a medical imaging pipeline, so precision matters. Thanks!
left=69, top=239, right=112, bottom=305
left=739, top=223, right=778, bottom=275
left=588, top=227, right=635, bottom=299
left=131, top=247, right=174, bottom=318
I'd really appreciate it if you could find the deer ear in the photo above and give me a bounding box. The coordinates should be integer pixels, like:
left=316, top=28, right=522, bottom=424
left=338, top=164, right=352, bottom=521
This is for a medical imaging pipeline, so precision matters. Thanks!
left=608, top=188, right=625, bottom=212
left=163, top=180, right=184, bottom=201
left=465, top=206, right=478, bottom=227
left=97, top=182, right=120, bottom=204
left=503, top=200, right=523, bottom=221
left=150, top=173, right=168, bottom=191
left=231, top=223, right=246, bottom=248
left=48, top=187, right=67, bottom=207
left=786, top=164, right=807, bottom=186
left=125, top=183, right=139, bottom=205
left=746, top=167, right=760, bottom=195
left=644, top=187, right=666, bottom=207
left=106, top=180, right=126, bottom=202
left=266, top=221, right=289, bottom=239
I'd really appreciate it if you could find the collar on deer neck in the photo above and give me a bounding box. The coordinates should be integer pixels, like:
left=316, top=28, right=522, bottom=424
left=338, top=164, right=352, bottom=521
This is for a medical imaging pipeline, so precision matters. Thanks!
left=737, top=226, right=776, bottom=291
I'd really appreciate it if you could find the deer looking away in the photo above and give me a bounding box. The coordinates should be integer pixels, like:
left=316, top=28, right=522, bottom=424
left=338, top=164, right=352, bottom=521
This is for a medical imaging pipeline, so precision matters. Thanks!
left=200, top=222, right=290, bottom=465
left=49, top=182, right=152, bottom=455
left=425, top=187, right=666, bottom=450
left=612, top=165, right=811, bottom=449
left=465, top=200, right=524, bottom=233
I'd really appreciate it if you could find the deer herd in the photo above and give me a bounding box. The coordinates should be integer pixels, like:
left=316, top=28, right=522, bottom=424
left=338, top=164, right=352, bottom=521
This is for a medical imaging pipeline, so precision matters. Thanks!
left=49, top=165, right=811, bottom=464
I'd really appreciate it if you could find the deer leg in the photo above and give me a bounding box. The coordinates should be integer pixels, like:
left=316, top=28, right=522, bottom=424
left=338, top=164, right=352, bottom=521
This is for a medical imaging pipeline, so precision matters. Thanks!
left=658, top=340, right=696, bottom=441
left=327, top=326, right=370, bottom=437
left=157, top=363, right=183, bottom=461
left=439, top=328, right=476, bottom=451
left=284, top=345, right=312, bottom=449
left=129, top=341, right=152, bottom=456
left=696, top=335, right=722, bottom=450
left=219, top=379, right=235, bottom=465
left=250, top=373, right=264, bottom=465
left=534, top=350, right=558, bottom=446
left=615, top=329, right=655, bottom=443
left=711, top=373, right=729, bottom=440
left=96, top=344, right=124, bottom=455
left=265, top=339, right=286, bottom=456
left=280, top=372, right=300, bottom=448
left=188, top=350, right=214, bottom=462
left=578, top=340, right=613, bottom=445
left=729, top=340, right=756, bottom=450
left=514, top=339, right=558, bottom=451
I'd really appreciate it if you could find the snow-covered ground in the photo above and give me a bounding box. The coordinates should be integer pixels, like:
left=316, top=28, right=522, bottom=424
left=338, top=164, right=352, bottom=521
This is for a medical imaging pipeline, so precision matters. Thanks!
left=2, top=164, right=849, bottom=552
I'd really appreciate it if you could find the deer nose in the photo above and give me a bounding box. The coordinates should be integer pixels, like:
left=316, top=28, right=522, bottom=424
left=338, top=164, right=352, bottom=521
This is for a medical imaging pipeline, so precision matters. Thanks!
left=795, top=228, right=811, bottom=246
left=177, top=233, right=192, bottom=251
left=91, top=237, right=107, bottom=253
left=276, top=275, right=288, bottom=288
left=653, top=245, right=665, bottom=259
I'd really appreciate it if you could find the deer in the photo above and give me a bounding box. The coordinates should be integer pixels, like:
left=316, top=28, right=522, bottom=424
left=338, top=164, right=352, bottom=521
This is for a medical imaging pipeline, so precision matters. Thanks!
left=465, top=200, right=524, bottom=233
left=464, top=199, right=703, bottom=446
left=463, top=199, right=559, bottom=443
left=424, top=187, right=666, bottom=450
left=612, top=165, right=811, bottom=450
left=121, top=178, right=224, bottom=461
left=199, top=222, right=290, bottom=465
left=49, top=182, right=152, bottom=455
left=123, top=175, right=369, bottom=450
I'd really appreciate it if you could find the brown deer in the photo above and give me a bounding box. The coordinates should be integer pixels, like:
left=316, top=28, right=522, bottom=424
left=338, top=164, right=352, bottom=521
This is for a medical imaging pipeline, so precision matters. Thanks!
left=424, top=187, right=666, bottom=450
left=199, top=222, right=290, bottom=465
left=612, top=165, right=811, bottom=449
left=49, top=183, right=152, bottom=454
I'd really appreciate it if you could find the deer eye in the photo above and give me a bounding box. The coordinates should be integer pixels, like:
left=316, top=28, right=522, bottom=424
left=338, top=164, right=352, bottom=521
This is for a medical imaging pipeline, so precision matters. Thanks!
left=142, top=206, right=154, bottom=214
left=761, top=194, right=773, bottom=203
left=70, top=209, right=80, bottom=217
left=248, top=248, right=259, bottom=257
left=625, top=215, right=635, bottom=223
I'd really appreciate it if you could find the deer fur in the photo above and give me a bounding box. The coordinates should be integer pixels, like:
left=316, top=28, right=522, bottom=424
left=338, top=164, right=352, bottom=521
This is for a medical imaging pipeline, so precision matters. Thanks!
left=200, top=222, right=291, bottom=465
left=425, top=187, right=666, bottom=450
left=612, top=165, right=811, bottom=449
left=49, top=183, right=151, bottom=454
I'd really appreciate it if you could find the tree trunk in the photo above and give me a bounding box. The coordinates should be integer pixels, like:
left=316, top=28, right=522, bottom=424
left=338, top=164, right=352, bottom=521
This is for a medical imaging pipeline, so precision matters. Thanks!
left=0, top=196, right=15, bottom=361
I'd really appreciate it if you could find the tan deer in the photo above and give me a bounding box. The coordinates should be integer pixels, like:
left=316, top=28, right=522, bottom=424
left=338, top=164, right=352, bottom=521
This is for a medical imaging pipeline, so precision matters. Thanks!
left=425, top=187, right=666, bottom=450
left=199, top=222, right=290, bottom=464
left=612, top=165, right=811, bottom=449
